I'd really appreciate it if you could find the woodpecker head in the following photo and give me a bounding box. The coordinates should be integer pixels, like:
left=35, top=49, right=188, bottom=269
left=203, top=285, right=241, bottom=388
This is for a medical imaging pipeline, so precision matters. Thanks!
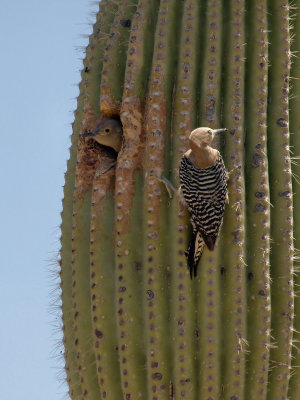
left=189, top=127, right=227, bottom=148
left=81, top=119, right=123, bottom=152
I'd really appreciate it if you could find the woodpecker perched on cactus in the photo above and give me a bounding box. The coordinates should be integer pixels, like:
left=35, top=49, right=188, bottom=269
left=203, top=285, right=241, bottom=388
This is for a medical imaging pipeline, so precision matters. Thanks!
left=179, top=127, right=228, bottom=279
left=81, top=118, right=123, bottom=152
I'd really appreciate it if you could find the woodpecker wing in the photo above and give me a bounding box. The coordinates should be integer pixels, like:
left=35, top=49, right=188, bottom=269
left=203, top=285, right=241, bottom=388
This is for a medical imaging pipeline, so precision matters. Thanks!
left=179, top=154, right=228, bottom=264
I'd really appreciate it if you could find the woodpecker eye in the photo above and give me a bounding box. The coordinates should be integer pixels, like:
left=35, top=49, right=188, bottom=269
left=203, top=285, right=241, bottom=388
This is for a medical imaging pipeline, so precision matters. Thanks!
left=208, top=130, right=213, bottom=135
left=105, top=128, right=110, bottom=133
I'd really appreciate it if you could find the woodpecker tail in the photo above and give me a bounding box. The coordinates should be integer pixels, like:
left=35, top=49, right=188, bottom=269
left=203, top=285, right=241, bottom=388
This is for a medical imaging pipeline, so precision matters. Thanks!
left=185, top=231, right=205, bottom=279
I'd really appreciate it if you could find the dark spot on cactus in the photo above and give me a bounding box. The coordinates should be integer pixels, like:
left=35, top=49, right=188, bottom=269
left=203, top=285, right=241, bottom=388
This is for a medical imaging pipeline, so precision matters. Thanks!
left=259, top=62, right=264, bottom=69
left=146, top=290, right=154, bottom=300
left=120, top=19, right=131, bottom=27
left=95, top=329, right=103, bottom=339
left=74, top=311, right=79, bottom=319
left=119, top=286, right=126, bottom=293
left=255, top=203, right=266, bottom=212
left=134, top=261, right=142, bottom=270
left=279, top=191, right=290, bottom=197
left=91, top=271, right=95, bottom=278
left=220, top=266, right=226, bottom=275
left=84, top=66, right=90, bottom=73
left=118, top=275, right=123, bottom=281
left=248, top=272, right=254, bottom=280
left=151, top=361, right=158, bottom=368
left=95, top=341, right=99, bottom=348
left=258, top=289, right=266, bottom=297
left=148, top=257, right=153, bottom=262
left=91, top=282, right=96, bottom=288
left=92, top=294, right=96, bottom=300
left=72, top=281, right=76, bottom=288
left=152, top=372, right=163, bottom=380
left=118, top=309, right=123, bottom=315
left=119, top=298, right=123, bottom=304
left=276, top=118, right=288, bottom=128
left=195, top=329, right=200, bottom=338
left=252, top=153, right=263, bottom=167
left=75, top=338, right=78, bottom=346
left=124, top=382, right=128, bottom=388
left=255, top=191, right=266, bottom=198
left=152, top=129, right=162, bottom=137
left=125, top=394, right=131, bottom=400
left=102, top=392, right=106, bottom=398
left=232, top=230, right=240, bottom=243
left=230, top=395, right=239, bottom=400
left=118, top=263, right=123, bottom=270
left=83, top=389, right=88, bottom=396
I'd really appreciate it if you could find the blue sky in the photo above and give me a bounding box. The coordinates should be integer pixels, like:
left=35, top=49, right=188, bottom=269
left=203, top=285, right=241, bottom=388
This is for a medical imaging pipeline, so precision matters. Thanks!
left=0, top=1, right=98, bottom=398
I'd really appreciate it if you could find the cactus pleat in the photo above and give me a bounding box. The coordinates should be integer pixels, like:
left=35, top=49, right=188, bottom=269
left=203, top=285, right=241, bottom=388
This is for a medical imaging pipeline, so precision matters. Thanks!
left=169, top=1, right=199, bottom=398
left=289, top=3, right=300, bottom=397
left=244, top=1, right=271, bottom=398
left=196, top=1, right=223, bottom=399
left=221, top=1, right=246, bottom=398
left=143, top=1, right=184, bottom=397
left=60, top=81, right=84, bottom=399
left=113, top=1, right=160, bottom=397
left=267, top=2, right=294, bottom=398
left=59, top=0, right=300, bottom=399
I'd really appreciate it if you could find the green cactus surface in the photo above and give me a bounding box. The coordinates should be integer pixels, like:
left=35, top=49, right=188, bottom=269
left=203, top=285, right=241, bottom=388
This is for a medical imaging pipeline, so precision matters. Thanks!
left=60, top=0, right=300, bottom=399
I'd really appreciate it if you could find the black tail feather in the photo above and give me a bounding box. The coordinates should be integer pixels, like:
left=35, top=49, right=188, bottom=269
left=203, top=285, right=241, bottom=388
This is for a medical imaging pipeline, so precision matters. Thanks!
left=185, top=231, right=204, bottom=279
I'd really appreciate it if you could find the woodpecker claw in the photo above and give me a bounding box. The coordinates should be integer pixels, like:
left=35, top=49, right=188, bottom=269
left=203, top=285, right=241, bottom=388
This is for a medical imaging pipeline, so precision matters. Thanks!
left=151, top=175, right=176, bottom=199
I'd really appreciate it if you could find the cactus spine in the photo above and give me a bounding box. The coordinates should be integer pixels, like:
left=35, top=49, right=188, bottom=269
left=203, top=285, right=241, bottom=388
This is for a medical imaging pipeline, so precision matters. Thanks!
left=60, top=0, right=300, bottom=399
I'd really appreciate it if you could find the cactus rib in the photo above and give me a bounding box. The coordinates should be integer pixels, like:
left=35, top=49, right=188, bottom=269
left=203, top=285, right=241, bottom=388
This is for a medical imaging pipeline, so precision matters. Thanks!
left=221, top=0, right=247, bottom=398
left=267, top=1, right=294, bottom=398
left=244, top=1, right=271, bottom=398
left=169, top=0, right=200, bottom=397
left=196, top=1, right=224, bottom=399
left=143, top=0, right=183, bottom=397
left=289, top=1, right=300, bottom=396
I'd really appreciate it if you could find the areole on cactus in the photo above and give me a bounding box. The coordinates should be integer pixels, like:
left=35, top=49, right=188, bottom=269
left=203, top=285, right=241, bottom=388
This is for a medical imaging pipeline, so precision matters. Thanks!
left=59, top=0, right=300, bottom=399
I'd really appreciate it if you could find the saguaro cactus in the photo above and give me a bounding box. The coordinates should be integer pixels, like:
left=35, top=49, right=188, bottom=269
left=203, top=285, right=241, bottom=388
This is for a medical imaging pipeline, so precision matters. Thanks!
left=60, top=0, right=300, bottom=399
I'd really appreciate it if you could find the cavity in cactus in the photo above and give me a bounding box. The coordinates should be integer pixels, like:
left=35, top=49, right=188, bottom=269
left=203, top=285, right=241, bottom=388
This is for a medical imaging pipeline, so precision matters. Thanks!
left=59, top=0, right=300, bottom=399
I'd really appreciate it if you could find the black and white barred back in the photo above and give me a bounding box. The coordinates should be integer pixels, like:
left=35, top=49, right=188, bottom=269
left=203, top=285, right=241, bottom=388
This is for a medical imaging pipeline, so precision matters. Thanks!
left=179, top=153, right=228, bottom=278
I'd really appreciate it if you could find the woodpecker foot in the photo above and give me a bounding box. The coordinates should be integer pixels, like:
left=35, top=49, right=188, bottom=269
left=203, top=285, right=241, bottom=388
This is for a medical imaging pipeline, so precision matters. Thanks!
left=151, top=175, right=177, bottom=199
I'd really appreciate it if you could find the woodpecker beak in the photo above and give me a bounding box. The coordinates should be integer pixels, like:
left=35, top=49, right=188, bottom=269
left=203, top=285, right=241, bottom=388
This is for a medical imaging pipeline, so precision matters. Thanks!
left=213, top=128, right=228, bottom=135
left=81, top=131, right=97, bottom=138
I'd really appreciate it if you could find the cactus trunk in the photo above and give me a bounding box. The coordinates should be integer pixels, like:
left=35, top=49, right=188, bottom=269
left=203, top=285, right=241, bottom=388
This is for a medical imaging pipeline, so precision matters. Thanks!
left=60, top=1, right=300, bottom=399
